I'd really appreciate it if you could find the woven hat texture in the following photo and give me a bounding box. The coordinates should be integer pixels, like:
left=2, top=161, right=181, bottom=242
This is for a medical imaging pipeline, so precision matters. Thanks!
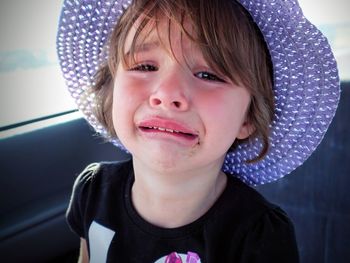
left=57, top=0, right=340, bottom=185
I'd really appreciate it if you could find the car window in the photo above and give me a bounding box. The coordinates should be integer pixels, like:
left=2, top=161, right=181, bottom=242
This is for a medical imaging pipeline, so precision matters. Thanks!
left=0, top=0, right=78, bottom=135
left=299, top=0, right=349, bottom=81
left=0, top=0, right=348, bottom=135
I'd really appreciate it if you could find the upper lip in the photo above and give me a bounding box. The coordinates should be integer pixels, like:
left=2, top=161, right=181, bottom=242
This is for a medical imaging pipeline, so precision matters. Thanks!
left=137, top=117, right=198, bottom=136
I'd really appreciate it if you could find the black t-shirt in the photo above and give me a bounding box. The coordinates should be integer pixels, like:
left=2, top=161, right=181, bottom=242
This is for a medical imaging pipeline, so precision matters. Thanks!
left=67, top=159, right=299, bottom=262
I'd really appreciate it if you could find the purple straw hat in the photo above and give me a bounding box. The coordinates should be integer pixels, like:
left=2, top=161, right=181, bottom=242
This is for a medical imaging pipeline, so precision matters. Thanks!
left=56, top=0, right=340, bottom=186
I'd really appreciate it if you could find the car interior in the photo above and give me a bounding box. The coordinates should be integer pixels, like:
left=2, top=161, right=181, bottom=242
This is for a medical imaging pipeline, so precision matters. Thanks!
left=0, top=82, right=349, bottom=262
left=0, top=1, right=349, bottom=262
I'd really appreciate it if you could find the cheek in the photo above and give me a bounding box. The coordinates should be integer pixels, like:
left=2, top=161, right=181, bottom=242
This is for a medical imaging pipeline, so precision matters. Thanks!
left=196, top=90, right=250, bottom=136
left=197, top=90, right=246, bottom=118
left=111, top=77, right=149, bottom=133
left=112, top=85, right=132, bottom=132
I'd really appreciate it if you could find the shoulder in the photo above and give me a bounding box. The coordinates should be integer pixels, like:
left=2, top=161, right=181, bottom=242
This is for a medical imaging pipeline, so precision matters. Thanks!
left=208, top=174, right=293, bottom=231
left=228, top=176, right=296, bottom=232
left=226, top=175, right=287, bottom=217
left=72, top=158, right=133, bottom=192
left=239, top=205, right=299, bottom=262
left=218, top=175, right=299, bottom=261
left=68, top=158, right=133, bottom=218
left=66, top=158, right=132, bottom=237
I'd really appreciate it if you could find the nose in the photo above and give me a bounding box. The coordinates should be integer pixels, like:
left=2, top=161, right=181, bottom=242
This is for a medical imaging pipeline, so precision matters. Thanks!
left=149, top=69, right=190, bottom=111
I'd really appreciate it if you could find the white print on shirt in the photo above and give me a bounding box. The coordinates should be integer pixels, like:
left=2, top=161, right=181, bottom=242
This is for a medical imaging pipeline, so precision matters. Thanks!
left=88, top=221, right=115, bottom=263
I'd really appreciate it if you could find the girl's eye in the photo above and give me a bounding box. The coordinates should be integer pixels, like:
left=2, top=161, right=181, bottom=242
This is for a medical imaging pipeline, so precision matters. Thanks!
left=129, top=64, right=158, bottom=72
left=195, top=71, right=225, bottom=83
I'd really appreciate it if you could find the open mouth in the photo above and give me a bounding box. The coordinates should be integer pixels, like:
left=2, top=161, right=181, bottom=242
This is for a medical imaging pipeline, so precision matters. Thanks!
left=139, top=126, right=198, bottom=140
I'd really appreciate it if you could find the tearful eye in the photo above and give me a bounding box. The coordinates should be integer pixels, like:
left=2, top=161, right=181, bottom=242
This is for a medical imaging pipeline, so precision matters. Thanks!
left=195, top=71, right=225, bottom=82
left=129, top=64, right=158, bottom=72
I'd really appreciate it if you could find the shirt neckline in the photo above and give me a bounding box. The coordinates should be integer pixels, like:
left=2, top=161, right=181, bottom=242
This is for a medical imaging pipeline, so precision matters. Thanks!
left=123, top=166, right=235, bottom=239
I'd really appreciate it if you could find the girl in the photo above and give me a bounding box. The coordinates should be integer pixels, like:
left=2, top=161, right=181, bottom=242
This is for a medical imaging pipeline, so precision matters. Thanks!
left=57, top=0, right=340, bottom=262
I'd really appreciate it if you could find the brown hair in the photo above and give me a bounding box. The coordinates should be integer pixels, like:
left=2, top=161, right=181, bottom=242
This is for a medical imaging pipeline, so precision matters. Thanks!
left=92, top=0, right=274, bottom=163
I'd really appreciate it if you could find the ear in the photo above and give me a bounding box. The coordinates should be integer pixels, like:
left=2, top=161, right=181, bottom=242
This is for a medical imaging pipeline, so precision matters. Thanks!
left=237, top=120, right=255, bottom=140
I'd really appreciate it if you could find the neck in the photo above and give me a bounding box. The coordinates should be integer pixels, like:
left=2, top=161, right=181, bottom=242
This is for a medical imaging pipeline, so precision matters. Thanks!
left=131, top=157, right=227, bottom=228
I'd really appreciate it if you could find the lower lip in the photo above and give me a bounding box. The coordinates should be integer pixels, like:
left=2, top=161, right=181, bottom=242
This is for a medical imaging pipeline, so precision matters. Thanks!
left=138, top=127, right=199, bottom=147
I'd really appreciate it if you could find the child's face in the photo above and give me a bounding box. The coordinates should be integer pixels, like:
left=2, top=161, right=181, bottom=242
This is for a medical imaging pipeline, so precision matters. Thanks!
left=112, top=17, right=252, bottom=172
